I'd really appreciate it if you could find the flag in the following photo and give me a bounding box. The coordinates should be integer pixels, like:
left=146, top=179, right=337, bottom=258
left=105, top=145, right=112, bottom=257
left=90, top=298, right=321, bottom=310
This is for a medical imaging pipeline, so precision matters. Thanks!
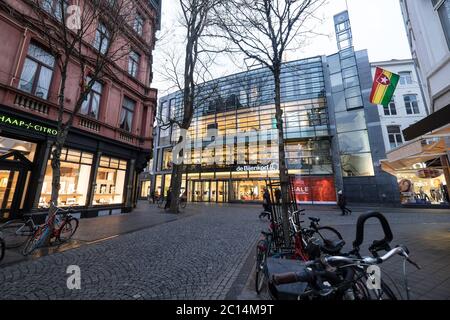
left=370, top=67, right=400, bottom=106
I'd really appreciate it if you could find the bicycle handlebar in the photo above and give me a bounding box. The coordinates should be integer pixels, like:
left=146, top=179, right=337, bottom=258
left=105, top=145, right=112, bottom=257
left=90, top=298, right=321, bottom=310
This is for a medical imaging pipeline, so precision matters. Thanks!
left=353, top=211, right=393, bottom=252
left=272, top=246, right=418, bottom=286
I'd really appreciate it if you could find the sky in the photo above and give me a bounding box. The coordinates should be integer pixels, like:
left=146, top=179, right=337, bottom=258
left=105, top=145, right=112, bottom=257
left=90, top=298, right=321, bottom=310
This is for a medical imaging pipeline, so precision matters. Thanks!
left=152, top=0, right=412, bottom=96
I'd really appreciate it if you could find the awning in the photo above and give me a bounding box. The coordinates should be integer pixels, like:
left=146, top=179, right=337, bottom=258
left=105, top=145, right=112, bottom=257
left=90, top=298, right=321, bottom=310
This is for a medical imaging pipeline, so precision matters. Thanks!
left=381, top=137, right=450, bottom=174
left=403, top=104, right=450, bottom=141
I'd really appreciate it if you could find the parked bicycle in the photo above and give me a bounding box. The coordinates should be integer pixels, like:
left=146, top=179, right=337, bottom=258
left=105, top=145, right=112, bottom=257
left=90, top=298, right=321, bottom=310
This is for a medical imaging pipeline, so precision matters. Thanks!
left=0, top=203, right=79, bottom=255
left=157, top=196, right=187, bottom=210
left=268, top=212, right=421, bottom=300
left=255, top=209, right=344, bottom=294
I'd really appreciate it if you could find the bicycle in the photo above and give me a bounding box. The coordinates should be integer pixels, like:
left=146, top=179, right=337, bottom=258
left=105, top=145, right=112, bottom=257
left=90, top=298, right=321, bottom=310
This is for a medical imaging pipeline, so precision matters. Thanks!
left=269, top=212, right=421, bottom=300
left=21, top=203, right=79, bottom=256
left=255, top=209, right=345, bottom=294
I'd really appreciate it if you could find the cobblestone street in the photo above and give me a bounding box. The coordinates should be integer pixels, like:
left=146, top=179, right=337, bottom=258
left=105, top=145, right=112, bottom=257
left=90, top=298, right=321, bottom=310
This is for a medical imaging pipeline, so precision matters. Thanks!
left=0, top=203, right=261, bottom=299
left=1, top=203, right=449, bottom=300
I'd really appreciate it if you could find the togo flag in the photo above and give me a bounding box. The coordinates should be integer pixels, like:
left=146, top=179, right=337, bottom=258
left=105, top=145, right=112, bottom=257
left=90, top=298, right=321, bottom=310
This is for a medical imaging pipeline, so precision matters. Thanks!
left=370, top=67, right=400, bottom=106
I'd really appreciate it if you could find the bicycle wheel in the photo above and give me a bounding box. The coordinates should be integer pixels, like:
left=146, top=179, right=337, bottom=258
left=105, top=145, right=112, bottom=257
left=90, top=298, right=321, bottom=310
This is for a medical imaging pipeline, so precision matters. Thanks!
left=255, top=240, right=269, bottom=294
left=180, top=200, right=187, bottom=209
left=157, top=199, right=165, bottom=209
left=0, top=220, right=33, bottom=249
left=0, top=237, right=5, bottom=263
left=22, top=226, right=48, bottom=256
left=57, top=218, right=79, bottom=242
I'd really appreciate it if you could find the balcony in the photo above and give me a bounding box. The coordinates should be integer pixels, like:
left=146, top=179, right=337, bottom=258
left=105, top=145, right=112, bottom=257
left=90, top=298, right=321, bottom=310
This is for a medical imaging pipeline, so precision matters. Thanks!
left=79, top=117, right=100, bottom=132
left=14, top=93, right=49, bottom=115
left=119, top=131, right=134, bottom=143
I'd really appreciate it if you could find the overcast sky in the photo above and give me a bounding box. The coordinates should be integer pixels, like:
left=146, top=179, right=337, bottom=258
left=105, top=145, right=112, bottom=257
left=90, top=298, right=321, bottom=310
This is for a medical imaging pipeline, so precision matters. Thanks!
left=152, top=0, right=412, bottom=96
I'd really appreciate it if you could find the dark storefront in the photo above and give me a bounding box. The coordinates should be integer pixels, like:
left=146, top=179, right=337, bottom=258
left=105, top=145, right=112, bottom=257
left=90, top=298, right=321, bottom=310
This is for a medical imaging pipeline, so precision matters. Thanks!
left=0, top=107, right=147, bottom=220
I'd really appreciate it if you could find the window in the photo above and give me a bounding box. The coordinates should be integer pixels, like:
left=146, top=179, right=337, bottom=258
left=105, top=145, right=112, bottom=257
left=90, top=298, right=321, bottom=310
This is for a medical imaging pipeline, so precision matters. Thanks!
left=432, top=0, right=450, bottom=49
left=93, top=156, right=127, bottom=205
left=383, top=99, right=397, bottom=116
left=42, top=0, right=69, bottom=21
left=134, top=13, right=144, bottom=35
left=80, top=78, right=102, bottom=119
left=39, top=148, right=93, bottom=208
left=128, top=50, right=140, bottom=77
left=119, top=97, right=135, bottom=132
left=399, top=71, right=412, bottom=85
left=341, top=153, right=375, bottom=177
left=387, top=126, right=404, bottom=149
left=19, top=43, right=55, bottom=99
left=404, top=94, right=420, bottom=114
left=94, top=23, right=110, bottom=54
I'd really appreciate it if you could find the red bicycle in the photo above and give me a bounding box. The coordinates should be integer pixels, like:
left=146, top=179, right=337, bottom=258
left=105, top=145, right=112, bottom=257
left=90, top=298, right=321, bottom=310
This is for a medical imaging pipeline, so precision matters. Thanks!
left=21, top=203, right=79, bottom=256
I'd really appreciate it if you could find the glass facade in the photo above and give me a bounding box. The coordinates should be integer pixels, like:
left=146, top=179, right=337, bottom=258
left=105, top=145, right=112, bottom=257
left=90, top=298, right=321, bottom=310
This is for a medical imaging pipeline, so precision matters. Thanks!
left=154, top=57, right=337, bottom=203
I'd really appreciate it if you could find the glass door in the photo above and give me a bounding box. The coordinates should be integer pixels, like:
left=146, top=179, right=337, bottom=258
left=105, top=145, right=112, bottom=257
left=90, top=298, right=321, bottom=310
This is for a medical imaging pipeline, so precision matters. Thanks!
left=218, top=181, right=228, bottom=203
left=210, top=181, right=217, bottom=202
left=202, top=181, right=210, bottom=202
left=0, top=169, right=20, bottom=218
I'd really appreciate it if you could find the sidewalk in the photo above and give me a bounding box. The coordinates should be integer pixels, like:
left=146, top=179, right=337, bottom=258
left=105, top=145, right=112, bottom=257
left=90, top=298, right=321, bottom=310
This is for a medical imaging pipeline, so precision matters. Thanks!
left=0, top=201, right=196, bottom=267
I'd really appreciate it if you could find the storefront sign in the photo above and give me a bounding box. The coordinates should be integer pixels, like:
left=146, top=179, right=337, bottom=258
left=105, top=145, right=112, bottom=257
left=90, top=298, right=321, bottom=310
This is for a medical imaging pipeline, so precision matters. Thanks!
left=235, top=163, right=279, bottom=172
left=0, top=114, right=58, bottom=136
left=292, top=176, right=337, bottom=203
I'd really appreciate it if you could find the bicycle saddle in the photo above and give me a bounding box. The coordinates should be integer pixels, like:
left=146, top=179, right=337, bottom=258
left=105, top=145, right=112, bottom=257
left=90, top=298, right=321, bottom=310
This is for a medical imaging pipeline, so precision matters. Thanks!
left=308, top=217, right=320, bottom=223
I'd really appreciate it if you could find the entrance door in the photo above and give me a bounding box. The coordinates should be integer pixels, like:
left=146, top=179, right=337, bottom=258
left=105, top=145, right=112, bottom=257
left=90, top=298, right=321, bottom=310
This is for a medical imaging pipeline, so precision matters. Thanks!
left=217, top=181, right=228, bottom=203
left=0, top=151, right=33, bottom=219
left=202, top=181, right=211, bottom=202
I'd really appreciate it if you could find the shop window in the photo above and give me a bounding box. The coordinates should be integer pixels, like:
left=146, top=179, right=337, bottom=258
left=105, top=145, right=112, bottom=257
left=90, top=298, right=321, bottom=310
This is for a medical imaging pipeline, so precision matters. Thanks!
left=404, top=95, right=420, bottom=114
left=39, top=148, right=93, bottom=208
left=80, top=77, right=102, bottom=119
left=383, top=99, right=397, bottom=116
left=119, top=97, right=135, bottom=132
left=387, top=126, right=404, bottom=149
left=140, top=180, right=150, bottom=198
left=341, top=153, right=375, bottom=177
left=19, top=42, right=55, bottom=99
left=93, top=156, right=127, bottom=205
left=161, top=148, right=173, bottom=170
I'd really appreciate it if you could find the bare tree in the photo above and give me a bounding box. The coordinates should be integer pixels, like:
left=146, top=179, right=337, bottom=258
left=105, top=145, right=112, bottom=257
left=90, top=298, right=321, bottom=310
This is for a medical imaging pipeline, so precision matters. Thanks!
left=154, top=0, right=221, bottom=213
left=2, top=0, right=138, bottom=241
left=212, top=0, right=326, bottom=245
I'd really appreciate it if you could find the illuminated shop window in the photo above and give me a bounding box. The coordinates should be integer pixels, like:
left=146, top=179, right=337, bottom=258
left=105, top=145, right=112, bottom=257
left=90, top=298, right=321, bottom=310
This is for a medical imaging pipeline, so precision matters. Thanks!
left=39, top=148, right=93, bottom=208
left=93, top=156, right=127, bottom=205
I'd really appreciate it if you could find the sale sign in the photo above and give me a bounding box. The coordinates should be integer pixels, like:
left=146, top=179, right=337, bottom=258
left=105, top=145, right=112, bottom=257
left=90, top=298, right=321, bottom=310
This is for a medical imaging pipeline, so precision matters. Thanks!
left=292, top=176, right=337, bottom=203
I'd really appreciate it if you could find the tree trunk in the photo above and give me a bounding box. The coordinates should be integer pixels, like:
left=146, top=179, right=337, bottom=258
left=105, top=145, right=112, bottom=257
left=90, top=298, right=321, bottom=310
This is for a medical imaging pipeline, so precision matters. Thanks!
left=169, top=163, right=183, bottom=213
left=273, top=67, right=291, bottom=246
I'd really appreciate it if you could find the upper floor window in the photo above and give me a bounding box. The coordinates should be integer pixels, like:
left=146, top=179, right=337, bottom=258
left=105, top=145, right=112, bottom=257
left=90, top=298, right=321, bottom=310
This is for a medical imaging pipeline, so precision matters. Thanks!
left=399, top=71, right=412, bottom=85
left=404, top=94, right=420, bottom=114
left=81, top=77, right=103, bottom=119
left=383, top=99, right=397, bottom=116
left=432, top=0, right=450, bottom=50
left=128, top=50, right=140, bottom=78
left=19, top=42, right=55, bottom=100
left=120, top=97, right=136, bottom=132
left=94, top=23, right=110, bottom=54
left=134, top=13, right=144, bottom=36
left=387, top=126, right=404, bottom=149
left=42, top=0, right=69, bottom=22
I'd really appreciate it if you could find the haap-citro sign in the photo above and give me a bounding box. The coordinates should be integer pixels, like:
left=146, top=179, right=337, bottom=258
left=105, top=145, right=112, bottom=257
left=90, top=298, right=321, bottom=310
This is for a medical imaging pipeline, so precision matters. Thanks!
left=0, top=114, right=58, bottom=136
